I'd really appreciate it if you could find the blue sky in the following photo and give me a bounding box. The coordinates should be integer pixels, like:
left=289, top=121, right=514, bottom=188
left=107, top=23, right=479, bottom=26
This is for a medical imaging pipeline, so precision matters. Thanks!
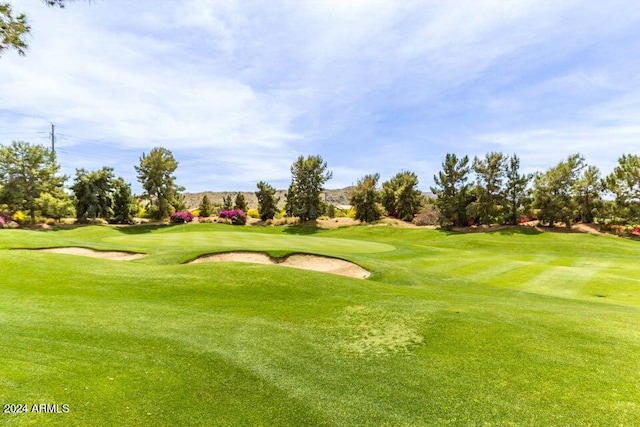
left=2, top=0, right=640, bottom=193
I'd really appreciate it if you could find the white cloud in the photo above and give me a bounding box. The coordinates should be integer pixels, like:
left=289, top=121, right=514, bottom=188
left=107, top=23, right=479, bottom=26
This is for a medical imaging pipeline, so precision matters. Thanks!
left=2, top=0, right=640, bottom=192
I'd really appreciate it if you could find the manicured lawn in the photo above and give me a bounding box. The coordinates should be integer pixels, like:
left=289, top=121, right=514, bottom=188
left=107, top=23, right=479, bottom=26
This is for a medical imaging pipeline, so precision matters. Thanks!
left=1, top=223, right=639, bottom=425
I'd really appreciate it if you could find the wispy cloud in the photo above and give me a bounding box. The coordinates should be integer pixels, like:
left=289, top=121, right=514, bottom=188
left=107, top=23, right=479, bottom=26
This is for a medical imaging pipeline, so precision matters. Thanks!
left=1, top=0, right=640, bottom=192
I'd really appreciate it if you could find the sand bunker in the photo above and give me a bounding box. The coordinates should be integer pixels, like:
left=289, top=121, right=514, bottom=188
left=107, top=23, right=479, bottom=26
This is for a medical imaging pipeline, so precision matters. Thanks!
left=34, top=247, right=145, bottom=261
left=190, top=252, right=371, bottom=279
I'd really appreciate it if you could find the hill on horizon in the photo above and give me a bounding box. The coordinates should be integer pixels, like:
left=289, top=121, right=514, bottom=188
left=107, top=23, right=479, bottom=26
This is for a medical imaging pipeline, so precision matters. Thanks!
left=183, top=187, right=355, bottom=210
left=183, top=187, right=436, bottom=211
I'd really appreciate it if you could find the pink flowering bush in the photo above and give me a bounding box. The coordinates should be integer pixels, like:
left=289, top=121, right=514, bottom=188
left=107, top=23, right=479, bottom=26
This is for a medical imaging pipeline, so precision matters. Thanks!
left=218, top=208, right=247, bottom=225
left=170, top=210, right=194, bottom=224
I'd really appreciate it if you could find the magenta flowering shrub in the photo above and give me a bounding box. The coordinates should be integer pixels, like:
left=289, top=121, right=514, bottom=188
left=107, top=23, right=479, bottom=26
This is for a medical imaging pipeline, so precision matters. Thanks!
left=218, top=208, right=247, bottom=225
left=170, top=210, right=194, bottom=224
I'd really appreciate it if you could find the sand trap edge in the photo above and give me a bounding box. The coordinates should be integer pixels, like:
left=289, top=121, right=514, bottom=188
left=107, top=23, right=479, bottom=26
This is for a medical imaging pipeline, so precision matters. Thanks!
left=15, top=247, right=146, bottom=261
left=188, top=251, right=371, bottom=279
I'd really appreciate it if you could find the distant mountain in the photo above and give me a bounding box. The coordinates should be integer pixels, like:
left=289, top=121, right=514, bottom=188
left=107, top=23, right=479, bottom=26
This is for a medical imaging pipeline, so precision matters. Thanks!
left=183, top=187, right=356, bottom=210
left=183, top=187, right=435, bottom=210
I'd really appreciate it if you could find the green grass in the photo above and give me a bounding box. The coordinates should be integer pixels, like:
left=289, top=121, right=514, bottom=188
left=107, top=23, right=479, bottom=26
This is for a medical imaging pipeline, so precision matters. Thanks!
left=1, top=223, right=639, bottom=426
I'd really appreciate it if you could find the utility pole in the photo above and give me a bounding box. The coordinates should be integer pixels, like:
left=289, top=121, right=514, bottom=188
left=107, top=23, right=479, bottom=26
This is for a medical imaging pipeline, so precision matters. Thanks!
left=49, top=123, right=56, bottom=160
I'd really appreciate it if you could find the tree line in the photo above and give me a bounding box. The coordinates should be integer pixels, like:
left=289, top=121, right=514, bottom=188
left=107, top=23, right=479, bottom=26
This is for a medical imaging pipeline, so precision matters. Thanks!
left=429, top=152, right=640, bottom=228
left=1, top=140, right=639, bottom=228
left=341, top=151, right=640, bottom=228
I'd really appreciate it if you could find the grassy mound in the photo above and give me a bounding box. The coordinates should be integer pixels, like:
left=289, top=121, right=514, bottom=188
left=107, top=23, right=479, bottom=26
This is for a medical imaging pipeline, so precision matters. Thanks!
left=1, top=223, right=639, bottom=425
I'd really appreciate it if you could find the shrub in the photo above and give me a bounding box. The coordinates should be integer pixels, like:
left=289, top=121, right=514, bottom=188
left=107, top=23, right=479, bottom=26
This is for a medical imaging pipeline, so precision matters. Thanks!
left=247, top=208, right=260, bottom=219
left=191, top=209, right=200, bottom=218
left=271, top=216, right=301, bottom=226
left=218, top=209, right=247, bottom=225
left=412, top=206, right=440, bottom=226
left=12, top=210, right=26, bottom=223
left=170, top=210, right=194, bottom=224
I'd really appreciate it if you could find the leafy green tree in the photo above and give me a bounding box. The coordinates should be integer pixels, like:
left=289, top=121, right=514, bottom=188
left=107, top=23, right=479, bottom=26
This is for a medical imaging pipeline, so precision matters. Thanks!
left=35, top=191, right=74, bottom=221
left=605, top=154, right=640, bottom=223
left=287, top=155, right=332, bottom=221
left=381, top=171, right=422, bottom=221
left=112, top=177, right=136, bottom=224
left=350, top=173, right=385, bottom=222
left=431, top=153, right=471, bottom=227
left=135, top=147, right=182, bottom=220
left=255, top=181, right=279, bottom=221
left=533, top=154, right=585, bottom=227
left=504, top=155, right=531, bottom=224
left=0, top=140, right=65, bottom=223
left=472, top=152, right=507, bottom=225
left=574, top=165, right=603, bottom=223
left=199, top=195, right=213, bottom=217
left=71, top=167, right=116, bottom=222
left=234, top=193, right=248, bottom=212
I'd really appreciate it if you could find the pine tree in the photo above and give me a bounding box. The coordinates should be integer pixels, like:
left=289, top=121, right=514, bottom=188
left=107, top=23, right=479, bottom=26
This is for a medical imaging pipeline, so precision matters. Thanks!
left=255, top=181, right=279, bottom=220
left=234, top=193, right=248, bottom=212
left=431, top=153, right=471, bottom=227
left=199, top=195, right=213, bottom=217
left=504, top=155, right=531, bottom=224
left=135, top=147, right=182, bottom=220
left=350, top=173, right=384, bottom=222
left=286, top=155, right=332, bottom=221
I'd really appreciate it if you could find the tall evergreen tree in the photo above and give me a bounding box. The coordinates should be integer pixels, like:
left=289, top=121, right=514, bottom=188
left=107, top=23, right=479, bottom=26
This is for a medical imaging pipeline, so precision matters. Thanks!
left=234, top=193, right=248, bottom=212
left=533, top=154, right=585, bottom=227
left=287, top=155, right=332, bottom=221
left=605, top=154, right=640, bottom=223
left=575, top=165, right=603, bottom=223
left=350, top=173, right=384, bottom=222
left=222, top=194, right=234, bottom=210
left=472, top=152, right=507, bottom=225
left=284, top=183, right=297, bottom=217
left=199, top=195, right=213, bottom=217
left=431, top=153, right=471, bottom=227
left=255, top=181, right=279, bottom=220
left=111, top=177, right=136, bottom=224
left=0, top=140, right=65, bottom=223
left=135, top=147, right=182, bottom=220
left=504, top=154, right=531, bottom=224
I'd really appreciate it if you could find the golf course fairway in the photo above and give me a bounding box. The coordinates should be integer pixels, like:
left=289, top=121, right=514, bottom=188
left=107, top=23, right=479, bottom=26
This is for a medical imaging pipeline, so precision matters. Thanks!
left=1, top=223, right=639, bottom=425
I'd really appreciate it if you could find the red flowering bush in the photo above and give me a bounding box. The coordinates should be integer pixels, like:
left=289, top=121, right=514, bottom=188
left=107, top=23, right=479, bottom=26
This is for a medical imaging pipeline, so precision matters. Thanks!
left=218, top=209, right=247, bottom=225
left=170, top=210, right=194, bottom=224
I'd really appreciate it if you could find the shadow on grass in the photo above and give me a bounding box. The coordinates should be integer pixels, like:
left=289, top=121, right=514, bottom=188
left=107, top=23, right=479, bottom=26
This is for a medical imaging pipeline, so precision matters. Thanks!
left=281, top=222, right=322, bottom=235
left=21, top=223, right=84, bottom=232
left=113, top=223, right=171, bottom=234
left=438, top=225, right=542, bottom=236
